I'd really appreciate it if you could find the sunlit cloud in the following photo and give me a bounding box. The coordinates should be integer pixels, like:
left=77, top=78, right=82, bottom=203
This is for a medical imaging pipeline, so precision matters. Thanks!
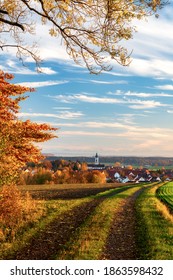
left=38, top=67, right=57, bottom=75
left=155, top=85, right=173, bottom=90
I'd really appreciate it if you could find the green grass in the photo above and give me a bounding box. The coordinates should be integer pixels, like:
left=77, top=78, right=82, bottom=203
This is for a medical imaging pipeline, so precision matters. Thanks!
left=156, top=182, right=173, bottom=210
left=135, top=183, right=173, bottom=260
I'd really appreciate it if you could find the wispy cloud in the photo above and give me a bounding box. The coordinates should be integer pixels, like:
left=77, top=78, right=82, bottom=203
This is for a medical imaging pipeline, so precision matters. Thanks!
left=52, top=107, right=72, bottom=110
left=155, top=85, right=173, bottom=91
left=60, top=129, right=170, bottom=139
left=90, top=79, right=128, bottom=85
left=18, top=111, right=84, bottom=119
left=111, top=8, right=173, bottom=79
left=116, top=113, right=146, bottom=125
left=37, top=117, right=173, bottom=156
left=0, top=58, right=36, bottom=75
left=16, top=80, right=69, bottom=88
left=40, top=121, right=135, bottom=131
left=127, top=99, right=166, bottom=109
left=52, top=93, right=167, bottom=109
left=108, top=90, right=173, bottom=98
left=124, top=58, right=173, bottom=78
left=54, top=93, right=123, bottom=104
left=124, top=91, right=173, bottom=98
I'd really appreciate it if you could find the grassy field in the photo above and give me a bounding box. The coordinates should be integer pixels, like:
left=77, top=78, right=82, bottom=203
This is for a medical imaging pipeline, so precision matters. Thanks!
left=0, top=182, right=173, bottom=259
left=156, top=182, right=173, bottom=211
left=135, top=182, right=173, bottom=259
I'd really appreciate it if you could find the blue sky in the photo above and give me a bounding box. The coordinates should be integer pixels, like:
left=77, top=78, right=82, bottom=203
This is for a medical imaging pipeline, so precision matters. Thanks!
left=1, top=4, right=173, bottom=157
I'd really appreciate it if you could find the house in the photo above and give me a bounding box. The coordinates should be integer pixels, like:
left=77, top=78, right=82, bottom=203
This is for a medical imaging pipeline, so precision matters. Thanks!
left=106, top=166, right=160, bottom=183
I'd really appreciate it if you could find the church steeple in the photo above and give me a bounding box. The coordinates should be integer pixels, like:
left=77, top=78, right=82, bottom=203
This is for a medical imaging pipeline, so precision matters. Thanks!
left=95, top=153, right=99, bottom=165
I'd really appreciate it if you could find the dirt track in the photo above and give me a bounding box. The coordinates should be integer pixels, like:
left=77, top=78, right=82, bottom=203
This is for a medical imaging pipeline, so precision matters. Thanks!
left=8, top=185, right=144, bottom=260
left=101, top=188, right=144, bottom=260
left=15, top=198, right=102, bottom=260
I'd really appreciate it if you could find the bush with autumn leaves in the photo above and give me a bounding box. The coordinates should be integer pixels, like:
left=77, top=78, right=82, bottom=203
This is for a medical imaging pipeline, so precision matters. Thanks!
left=0, top=71, right=56, bottom=241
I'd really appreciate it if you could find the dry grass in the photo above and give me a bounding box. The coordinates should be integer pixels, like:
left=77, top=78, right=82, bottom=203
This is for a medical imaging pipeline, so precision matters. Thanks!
left=0, top=185, right=45, bottom=241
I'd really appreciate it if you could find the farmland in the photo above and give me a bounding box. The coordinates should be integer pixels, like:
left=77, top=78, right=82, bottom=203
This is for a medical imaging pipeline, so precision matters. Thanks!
left=0, top=182, right=173, bottom=260
left=156, top=182, right=173, bottom=211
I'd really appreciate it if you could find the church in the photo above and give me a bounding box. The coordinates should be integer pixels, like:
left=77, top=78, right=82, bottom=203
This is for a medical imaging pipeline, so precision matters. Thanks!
left=88, top=153, right=105, bottom=170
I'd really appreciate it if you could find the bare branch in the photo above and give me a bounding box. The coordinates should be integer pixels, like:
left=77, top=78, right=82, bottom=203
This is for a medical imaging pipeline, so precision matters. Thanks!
left=0, top=17, right=25, bottom=31
left=0, top=9, right=8, bottom=15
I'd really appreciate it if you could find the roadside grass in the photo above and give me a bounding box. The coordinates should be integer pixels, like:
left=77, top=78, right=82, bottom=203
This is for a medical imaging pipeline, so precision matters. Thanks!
left=54, top=185, right=145, bottom=260
left=135, top=183, right=173, bottom=260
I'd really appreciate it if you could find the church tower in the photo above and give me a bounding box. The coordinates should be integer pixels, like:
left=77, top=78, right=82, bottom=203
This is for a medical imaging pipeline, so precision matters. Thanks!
left=95, top=153, right=99, bottom=165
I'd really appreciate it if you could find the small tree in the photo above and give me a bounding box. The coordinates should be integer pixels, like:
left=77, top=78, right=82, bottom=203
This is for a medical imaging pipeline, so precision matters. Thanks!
left=0, top=71, right=57, bottom=186
left=87, top=170, right=106, bottom=184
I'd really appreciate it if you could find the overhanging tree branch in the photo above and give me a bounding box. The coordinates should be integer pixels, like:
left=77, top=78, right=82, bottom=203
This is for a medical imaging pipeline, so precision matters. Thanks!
left=0, top=17, right=25, bottom=31
left=0, top=0, right=169, bottom=73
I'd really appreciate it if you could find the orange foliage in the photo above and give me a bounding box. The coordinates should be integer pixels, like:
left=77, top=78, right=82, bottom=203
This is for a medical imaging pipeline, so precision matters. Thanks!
left=0, top=185, right=23, bottom=240
left=0, top=71, right=57, bottom=185
left=0, top=185, right=45, bottom=241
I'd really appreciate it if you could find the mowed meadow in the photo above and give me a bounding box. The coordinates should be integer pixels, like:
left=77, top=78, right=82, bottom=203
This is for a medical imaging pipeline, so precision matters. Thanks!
left=0, top=181, right=173, bottom=260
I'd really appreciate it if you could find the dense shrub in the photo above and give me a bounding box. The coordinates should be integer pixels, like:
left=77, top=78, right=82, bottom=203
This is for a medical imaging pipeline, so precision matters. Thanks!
left=0, top=185, right=45, bottom=241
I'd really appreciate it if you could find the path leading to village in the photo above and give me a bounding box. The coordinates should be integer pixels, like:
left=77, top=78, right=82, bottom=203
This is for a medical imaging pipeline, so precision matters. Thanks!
left=11, top=186, right=144, bottom=260
left=101, top=188, right=144, bottom=260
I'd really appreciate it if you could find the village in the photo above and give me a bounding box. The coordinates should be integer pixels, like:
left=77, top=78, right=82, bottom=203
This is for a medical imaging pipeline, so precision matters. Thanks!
left=88, top=153, right=173, bottom=183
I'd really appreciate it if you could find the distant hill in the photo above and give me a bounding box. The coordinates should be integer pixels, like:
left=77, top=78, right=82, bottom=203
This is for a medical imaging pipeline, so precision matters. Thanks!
left=45, top=155, right=173, bottom=167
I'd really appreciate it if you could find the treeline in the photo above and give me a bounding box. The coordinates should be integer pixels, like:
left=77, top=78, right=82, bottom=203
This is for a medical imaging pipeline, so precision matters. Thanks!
left=46, top=156, right=173, bottom=167
left=18, top=160, right=107, bottom=185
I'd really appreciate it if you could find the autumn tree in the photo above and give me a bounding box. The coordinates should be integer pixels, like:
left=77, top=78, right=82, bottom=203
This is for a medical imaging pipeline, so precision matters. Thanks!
left=0, top=0, right=167, bottom=73
left=114, top=161, right=121, bottom=167
left=87, top=170, right=107, bottom=183
left=0, top=71, right=57, bottom=186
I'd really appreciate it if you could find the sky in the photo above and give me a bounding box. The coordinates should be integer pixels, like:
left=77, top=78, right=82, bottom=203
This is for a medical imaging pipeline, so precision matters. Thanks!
left=1, top=3, right=173, bottom=157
